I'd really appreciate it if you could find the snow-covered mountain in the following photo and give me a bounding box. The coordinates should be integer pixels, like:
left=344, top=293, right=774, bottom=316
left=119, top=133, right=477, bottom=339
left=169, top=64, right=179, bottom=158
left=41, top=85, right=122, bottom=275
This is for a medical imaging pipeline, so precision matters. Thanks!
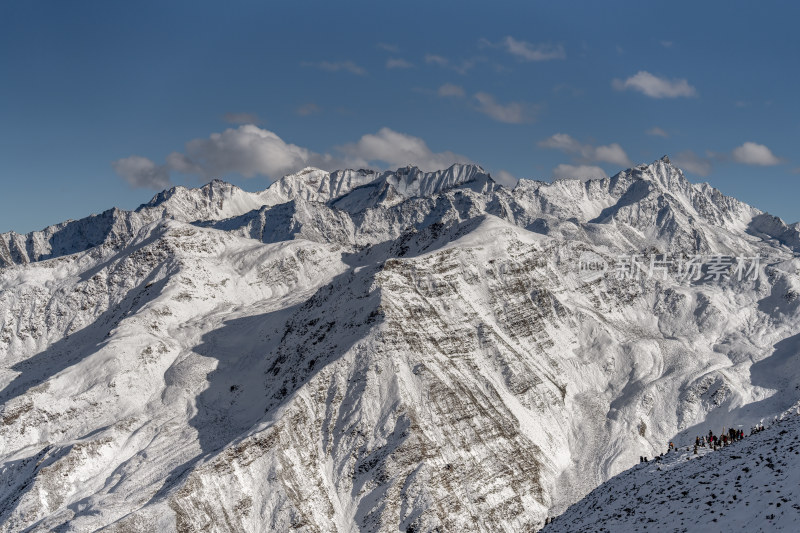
left=544, top=409, right=800, bottom=532
left=1, top=158, right=799, bottom=531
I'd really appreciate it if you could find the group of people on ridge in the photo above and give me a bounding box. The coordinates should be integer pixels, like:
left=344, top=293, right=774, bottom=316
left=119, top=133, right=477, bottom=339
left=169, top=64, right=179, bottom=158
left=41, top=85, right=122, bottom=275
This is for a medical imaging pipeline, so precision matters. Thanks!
left=639, top=423, right=766, bottom=464
left=695, top=427, right=744, bottom=451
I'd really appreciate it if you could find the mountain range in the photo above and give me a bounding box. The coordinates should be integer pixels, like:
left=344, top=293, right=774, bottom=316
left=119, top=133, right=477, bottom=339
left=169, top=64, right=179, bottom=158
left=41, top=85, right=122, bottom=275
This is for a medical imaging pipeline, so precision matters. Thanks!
left=1, top=157, right=799, bottom=531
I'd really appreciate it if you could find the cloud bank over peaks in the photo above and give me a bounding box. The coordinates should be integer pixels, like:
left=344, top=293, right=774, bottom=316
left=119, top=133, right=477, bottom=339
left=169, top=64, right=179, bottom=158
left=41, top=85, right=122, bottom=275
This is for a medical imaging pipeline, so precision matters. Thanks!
left=112, top=156, right=171, bottom=189
left=552, top=164, right=608, bottom=181
left=336, top=128, right=472, bottom=171
left=491, top=169, right=518, bottom=187
left=164, top=126, right=326, bottom=180
left=112, top=126, right=475, bottom=188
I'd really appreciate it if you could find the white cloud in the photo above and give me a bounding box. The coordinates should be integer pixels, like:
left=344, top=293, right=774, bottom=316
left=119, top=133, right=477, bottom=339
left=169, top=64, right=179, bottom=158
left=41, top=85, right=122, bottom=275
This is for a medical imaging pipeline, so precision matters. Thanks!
left=672, top=150, right=712, bottom=176
left=302, top=60, right=366, bottom=75
left=492, top=169, right=518, bottom=187
left=473, top=92, right=535, bottom=124
left=386, top=58, right=413, bottom=69
left=296, top=103, right=320, bottom=116
left=438, top=83, right=465, bottom=97
left=165, top=125, right=332, bottom=179
left=732, top=142, right=781, bottom=166
left=502, top=36, right=565, bottom=61
left=222, top=112, right=260, bottom=125
left=114, top=126, right=477, bottom=187
left=424, top=54, right=449, bottom=67
left=661, top=40, right=673, bottom=48
left=540, top=133, right=582, bottom=152
left=593, top=144, right=631, bottom=167
left=552, top=164, right=608, bottom=181
left=612, top=71, right=697, bottom=98
left=112, top=156, right=171, bottom=189
left=539, top=133, right=631, bottom=167
left=646, top=126, right=669, bottom=138
left=337, top=127, right=472, bottom=171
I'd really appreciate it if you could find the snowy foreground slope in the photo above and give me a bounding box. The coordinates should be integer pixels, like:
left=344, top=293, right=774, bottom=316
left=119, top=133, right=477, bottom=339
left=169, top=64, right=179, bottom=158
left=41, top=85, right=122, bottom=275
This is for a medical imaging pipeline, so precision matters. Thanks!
left=0, top=158, right=799, bottom=531
left=544, top=410, right=800, bottom=532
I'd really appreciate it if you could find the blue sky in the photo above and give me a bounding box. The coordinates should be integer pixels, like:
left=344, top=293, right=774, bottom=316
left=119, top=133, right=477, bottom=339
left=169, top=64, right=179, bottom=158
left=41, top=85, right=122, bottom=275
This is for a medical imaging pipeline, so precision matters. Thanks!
left=1, top=0, right=798, bottom=233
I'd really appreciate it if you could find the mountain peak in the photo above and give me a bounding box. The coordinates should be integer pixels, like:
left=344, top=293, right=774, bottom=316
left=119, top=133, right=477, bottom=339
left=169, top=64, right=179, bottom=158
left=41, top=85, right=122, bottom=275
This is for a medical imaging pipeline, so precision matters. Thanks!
left=383, top=162, right=489, bottom=194
left=327, top=163, right=493, bottom=213
left=203, top=178, right=231, bottom=189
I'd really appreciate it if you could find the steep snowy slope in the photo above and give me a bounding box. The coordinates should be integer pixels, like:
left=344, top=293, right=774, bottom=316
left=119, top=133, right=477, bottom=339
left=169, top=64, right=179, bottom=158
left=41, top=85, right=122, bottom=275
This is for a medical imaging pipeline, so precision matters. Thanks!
left=544, top=409, right=800, bottom=532
left=0, top=158, right=799, bottom=532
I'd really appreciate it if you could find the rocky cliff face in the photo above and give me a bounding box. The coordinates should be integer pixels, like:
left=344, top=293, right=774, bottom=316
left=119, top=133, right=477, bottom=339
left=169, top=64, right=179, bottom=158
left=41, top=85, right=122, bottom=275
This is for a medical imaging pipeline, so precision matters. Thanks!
left=0, top=158, right=798, bottom=531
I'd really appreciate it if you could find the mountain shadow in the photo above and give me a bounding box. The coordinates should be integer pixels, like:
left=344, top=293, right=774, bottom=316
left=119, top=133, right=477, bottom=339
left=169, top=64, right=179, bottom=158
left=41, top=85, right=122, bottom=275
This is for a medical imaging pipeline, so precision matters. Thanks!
left=0, top=275, right=169, bottom=407
left=151, top=216, right=487, bottom=502
left=0, top=274, right=170, bottom=527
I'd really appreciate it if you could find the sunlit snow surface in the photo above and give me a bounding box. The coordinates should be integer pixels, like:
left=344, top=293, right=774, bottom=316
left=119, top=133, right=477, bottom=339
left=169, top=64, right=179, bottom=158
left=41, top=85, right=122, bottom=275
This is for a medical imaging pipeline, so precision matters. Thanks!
left=545, top=410, right=800, bottom=532
left=0, top=159, right=799, bottom=531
